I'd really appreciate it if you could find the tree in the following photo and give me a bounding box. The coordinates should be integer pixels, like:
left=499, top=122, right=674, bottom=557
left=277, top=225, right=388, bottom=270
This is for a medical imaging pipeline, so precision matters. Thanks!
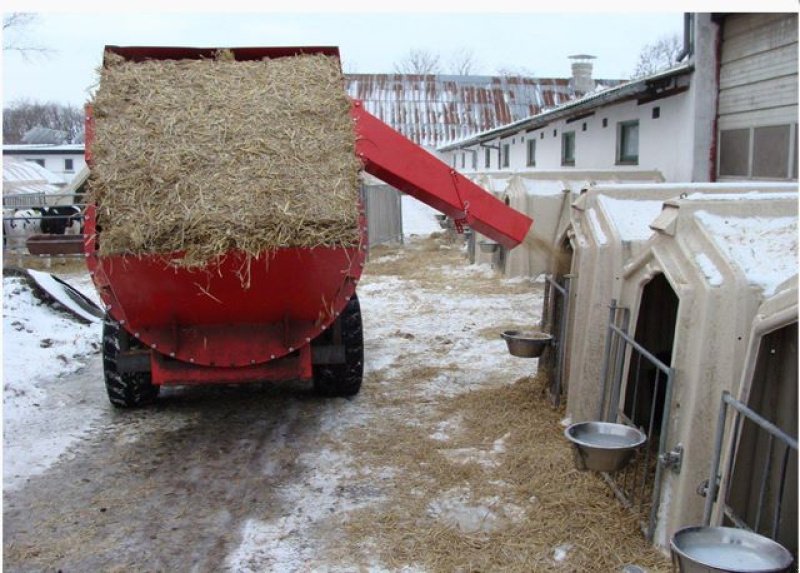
left=3, top=100, right=85, bottom=144
left=631, top=34, right=683, bottom=79
left=394, top=49, right=441, bottom=75
left=495, top=65, right=536, bottom=78
left=448, top=48, right=478, bottom=75
left=3, top=12, right=52, bottom=59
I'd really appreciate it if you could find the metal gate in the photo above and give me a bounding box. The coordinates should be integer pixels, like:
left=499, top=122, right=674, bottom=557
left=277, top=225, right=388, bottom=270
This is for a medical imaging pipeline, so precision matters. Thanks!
left=703, top=391, right=797, bottom=544
left=543, top=274, right=571, bottom=406
left=360, top=184, right=402, bottom=251
left=596, top=299, right=678, bottom=540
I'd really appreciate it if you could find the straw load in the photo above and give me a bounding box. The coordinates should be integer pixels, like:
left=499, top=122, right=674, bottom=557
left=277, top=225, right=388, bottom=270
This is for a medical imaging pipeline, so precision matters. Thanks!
left=89, top=51, right=362, bottom=267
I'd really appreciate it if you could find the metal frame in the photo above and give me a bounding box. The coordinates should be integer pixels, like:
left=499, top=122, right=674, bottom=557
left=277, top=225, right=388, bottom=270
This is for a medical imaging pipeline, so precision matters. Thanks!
left=545, top=274, right=571, bottom=406
left=597, top=299, right=677, bottom=541
left=703, top=390, right=798, bottom=541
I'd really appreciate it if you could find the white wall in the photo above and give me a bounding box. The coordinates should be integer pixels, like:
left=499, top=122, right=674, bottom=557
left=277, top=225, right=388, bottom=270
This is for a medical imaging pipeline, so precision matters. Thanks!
left=444, top=89, right=695, bottom=183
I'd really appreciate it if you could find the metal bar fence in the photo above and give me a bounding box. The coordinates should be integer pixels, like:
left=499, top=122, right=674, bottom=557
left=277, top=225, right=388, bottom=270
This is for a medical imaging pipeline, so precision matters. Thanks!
left=703, top=390, right=798, bottom=544
left=544, top=274, right=570, bottom=407
left=596, top=299, right=676, bottom=540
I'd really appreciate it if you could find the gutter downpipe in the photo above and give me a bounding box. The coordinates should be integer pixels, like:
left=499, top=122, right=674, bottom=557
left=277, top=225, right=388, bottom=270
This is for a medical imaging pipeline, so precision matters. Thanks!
left=675, top=13, right=693, bottom=63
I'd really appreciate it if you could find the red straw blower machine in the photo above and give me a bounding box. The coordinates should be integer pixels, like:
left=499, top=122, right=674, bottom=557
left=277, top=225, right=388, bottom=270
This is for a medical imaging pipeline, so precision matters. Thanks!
left=85, top=46, right=533, bottom=407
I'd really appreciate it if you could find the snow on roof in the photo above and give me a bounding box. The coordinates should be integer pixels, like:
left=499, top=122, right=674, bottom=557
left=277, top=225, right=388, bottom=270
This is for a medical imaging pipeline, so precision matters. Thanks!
left=694, top=210, right=798, bottom=296
left=347, top=73, right=624, bottom=148
left=586, top=207, right=608, bottom=245
left=684, top=191, right=798, bottom=202
left=694, top=252, right=724, bottom=287
left=3, top=160, right=63, bottom=194
left=519, top=179, right=565, bottom=196
left=437, top=64, right=691, bottom=151
left=597, top=195, right=665, bottom=242
left=3, top=143, right=85, bottom=153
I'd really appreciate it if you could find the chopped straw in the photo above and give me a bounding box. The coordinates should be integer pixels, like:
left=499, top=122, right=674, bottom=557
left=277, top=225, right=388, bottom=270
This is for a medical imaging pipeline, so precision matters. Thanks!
left=88, top=51, right=361, bottom=268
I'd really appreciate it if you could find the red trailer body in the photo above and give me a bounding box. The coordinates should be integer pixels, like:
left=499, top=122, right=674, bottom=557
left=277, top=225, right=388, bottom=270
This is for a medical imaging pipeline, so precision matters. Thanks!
left=86, top=45, right=533, bottom=406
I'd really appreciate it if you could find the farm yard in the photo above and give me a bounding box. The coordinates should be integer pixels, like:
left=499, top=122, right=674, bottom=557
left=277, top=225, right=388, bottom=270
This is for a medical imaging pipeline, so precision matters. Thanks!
left=3, top=11, right=797, bottom=572
left=3, top=228, right=668, bottom=572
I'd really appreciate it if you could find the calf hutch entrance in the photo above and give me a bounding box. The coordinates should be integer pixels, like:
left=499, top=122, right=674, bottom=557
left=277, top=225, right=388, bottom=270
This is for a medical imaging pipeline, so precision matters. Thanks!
left=557, top=182, right=797, bottom=551
left=595, top=273, right=679, bottom=541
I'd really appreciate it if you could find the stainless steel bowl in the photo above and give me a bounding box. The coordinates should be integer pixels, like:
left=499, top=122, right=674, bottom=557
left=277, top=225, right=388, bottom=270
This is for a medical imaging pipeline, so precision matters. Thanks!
left=501, top=330, right=552, bottom=358
left=479, top=240, right=499, bottom=253
left=671, top=526, right=793, bottom=573
left=564, top=421, right=647, bottom=472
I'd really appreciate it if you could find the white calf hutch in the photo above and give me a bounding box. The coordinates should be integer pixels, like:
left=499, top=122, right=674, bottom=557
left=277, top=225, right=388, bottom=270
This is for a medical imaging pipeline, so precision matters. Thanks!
left=549, top=184, right=797, bottom=552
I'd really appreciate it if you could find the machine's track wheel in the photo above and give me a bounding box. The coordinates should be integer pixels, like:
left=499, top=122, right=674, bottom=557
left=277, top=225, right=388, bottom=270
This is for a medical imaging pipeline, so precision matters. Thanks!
left=313, top=293, right=364, bottom=397
left=103, top=316, right=159, bottom=408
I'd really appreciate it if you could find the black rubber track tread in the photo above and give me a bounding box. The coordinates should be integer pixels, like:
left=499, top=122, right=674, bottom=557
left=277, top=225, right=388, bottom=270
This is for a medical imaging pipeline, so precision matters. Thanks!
left=102, top=316, right=159, bottom=408
left=312, top=293, right=364, bottom=397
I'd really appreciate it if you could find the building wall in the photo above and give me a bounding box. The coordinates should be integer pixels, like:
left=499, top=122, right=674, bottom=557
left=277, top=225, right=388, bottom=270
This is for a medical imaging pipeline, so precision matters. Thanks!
left=717, top=13, right=798, bottom=180
left=445, top=90, right=694, bottom=183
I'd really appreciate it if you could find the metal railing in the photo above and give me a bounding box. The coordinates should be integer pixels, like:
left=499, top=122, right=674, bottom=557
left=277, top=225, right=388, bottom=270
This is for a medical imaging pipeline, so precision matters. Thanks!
left=597, top=299, right=677, bottom=541
left=3, top=194, right=87, bottom=260
left=703, top=391, right=797, bottom=544
left=543, top=274, right=571, bottom=406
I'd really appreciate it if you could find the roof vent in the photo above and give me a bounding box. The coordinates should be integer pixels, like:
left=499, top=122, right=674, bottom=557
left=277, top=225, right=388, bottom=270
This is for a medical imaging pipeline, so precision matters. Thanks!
left=569, top=54, right=596, bottom=96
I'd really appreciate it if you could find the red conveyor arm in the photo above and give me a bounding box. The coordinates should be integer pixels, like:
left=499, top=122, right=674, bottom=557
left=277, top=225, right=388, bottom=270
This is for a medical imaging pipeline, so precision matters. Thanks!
left=352, top=101, right=533, bottom=249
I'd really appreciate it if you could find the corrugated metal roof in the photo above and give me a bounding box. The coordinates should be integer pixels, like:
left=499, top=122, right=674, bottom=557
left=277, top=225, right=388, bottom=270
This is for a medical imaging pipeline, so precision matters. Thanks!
left=437, top=64, right=693, bottom=151
left=3, top=159, right=64, bottom=191
left=345, top=74, right=623, bottom=148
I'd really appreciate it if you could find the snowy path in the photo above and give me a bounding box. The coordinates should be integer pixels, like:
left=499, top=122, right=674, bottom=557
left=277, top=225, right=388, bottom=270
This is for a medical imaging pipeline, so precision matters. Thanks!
left=3, top=237, right=668, bottom=572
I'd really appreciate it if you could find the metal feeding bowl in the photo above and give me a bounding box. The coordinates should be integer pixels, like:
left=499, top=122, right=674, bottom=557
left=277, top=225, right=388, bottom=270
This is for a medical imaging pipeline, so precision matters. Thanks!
left=479, top=240, right=499, bottom=253
left=670, top=526, right=793, bottom=573
left=564, top=422, right=647, bottom=472
left=501, top=330, right=552, bottom=358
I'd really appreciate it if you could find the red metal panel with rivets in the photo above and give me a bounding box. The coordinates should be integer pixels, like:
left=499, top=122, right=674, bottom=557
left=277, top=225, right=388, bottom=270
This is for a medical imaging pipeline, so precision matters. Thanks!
left=351, top=102, right=533, bottom=249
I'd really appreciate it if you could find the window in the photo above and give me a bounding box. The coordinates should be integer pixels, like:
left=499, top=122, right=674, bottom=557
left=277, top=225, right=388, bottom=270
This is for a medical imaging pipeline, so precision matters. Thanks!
left=526, top=139, right=536, bottom=167
left=485, top=147, right=491, bottom=168
left=652, top=106, right=661, bottom=119
left=461, top=153, right=466, bottom=169
left=471, top=150, right=477, bottom=170
left=617, top=120, right=639, bottom=165
left=753, top=125, right=790, bottom=178
left=561, top=131, right=575, bottom=166
left=582, top=122, right=587, bottom=132
left=501, top=144, right=510, bottom=168
left=718, top=124, right=796, bottom=180
left=553, top=129, right=557, bottom=137
left=540, top=132, right=544, bottom=140
left=64, top=158, right=74, bottom=172
left=602, top=118, right=608, bottom=128
left=719, top=129, right=750, bottom=177
left=26, top=158, right=45, bottom=168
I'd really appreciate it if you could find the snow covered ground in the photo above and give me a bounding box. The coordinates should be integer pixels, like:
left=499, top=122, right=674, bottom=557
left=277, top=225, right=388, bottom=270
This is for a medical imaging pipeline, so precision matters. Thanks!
left=3, top=271, right=103, bottom=491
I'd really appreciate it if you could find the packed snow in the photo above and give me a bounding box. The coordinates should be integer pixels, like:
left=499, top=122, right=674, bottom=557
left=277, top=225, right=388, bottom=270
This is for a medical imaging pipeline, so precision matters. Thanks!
left=586, top=207, right=608, bottom=245
left=3, top=272, right=103, bottom=491
left=694, top=253, right=724, bottom=287
left=597, top=195, right=665, bottom=242
left=694, top=211, right=798, bottom=296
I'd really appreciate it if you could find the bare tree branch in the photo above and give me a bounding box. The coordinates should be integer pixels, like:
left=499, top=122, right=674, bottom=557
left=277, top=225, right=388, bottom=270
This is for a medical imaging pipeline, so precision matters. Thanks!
left=394, top=49, right=441, bottom=75
left=631, top=34, right=682, bottom=79
left=3, top=12, right=53, bottom=60
left=3, top=100, right=84, bottom=144
left=495, top=65, right=536, bottom=78
left=448, top=48, right=478, bottom=75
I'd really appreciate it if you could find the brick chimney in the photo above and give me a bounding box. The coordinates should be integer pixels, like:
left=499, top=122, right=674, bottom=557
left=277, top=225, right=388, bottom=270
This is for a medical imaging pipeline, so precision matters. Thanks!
left=569, top=54, right=596, bottom=96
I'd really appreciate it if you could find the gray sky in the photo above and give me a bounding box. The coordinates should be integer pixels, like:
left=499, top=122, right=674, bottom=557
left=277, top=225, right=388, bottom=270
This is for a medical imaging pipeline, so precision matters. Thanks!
left=2, top=11, right=687, bottom=107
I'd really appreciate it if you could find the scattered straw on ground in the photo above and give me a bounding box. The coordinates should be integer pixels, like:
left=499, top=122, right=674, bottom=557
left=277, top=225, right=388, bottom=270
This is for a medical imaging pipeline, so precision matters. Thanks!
left=340, top=239, right=669, bottom=572
left=89, top=51, right=361, bottom=266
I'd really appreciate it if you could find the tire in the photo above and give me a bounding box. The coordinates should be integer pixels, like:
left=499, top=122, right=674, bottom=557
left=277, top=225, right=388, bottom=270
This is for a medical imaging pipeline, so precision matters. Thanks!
left=103, top=316, right=159, bottom=408
left=312, top=293, right=364, bottom=397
